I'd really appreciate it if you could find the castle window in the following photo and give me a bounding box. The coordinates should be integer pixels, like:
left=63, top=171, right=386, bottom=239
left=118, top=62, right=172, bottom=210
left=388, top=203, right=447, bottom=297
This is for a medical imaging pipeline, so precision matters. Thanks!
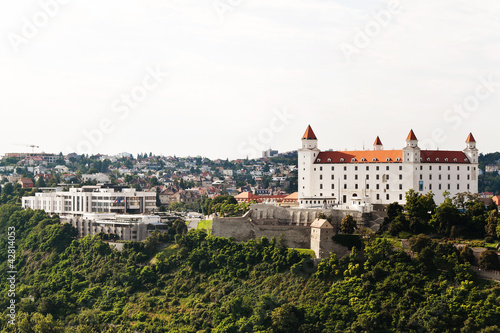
left=439, top=184, right=442, bottom=190
left=361, top=158, right=366, bottom=161
left=453, top=158, right=457, bottom=162
left=439, top=174, right=442, bottom=180
left=366, top=175, right=369, bottom=180
left=467, top=166, right=470, bottom=171
left=445, top=158, right=449, bottom=162
left=429, top=184, right=432, bottom=190
left=457, top=175, right=460, bottom=180
left=457, top=184, right=460, bottom=190
left=343, top=184, right=347, bottom=189
left=331, top=175, right=334, bottom=180
left=344, top=166, right=347, bottom=171
left=447, top=184, right=451, bottom=190
left=327, top=158, right=331, bottom=162
left=467, top=184, right=470, bottom=190
left=436, top=158, right=439, bottom=162
left=429, top=174, right=432, bottom=180
left=427, top=158, right=430, bottom=161
left=331, top=166, right=334, bottom=170
left=464, top=158, right=468, bottom=162
left=317, top=159, right=321, bottom=162
left=366, top=166, right=370, bottom=170
left=376, top=175, right=380, bottom=180
left=372, top=158, right=377, bottom=162
left=429, top=166, right=432, bottom=170
left=386, top=166, right=389, bottom=171
left=320, top=166, right=323, bottom=171
left=320, top=184, right=323, bottom=189
left=399, top=184, right=403, bottom=190
left=376, top=194, right=380, bottom=200
left=457, top=166, right=460, bottom=170
left=355, top=166, right=358, bottom=171
left=366, top=184, right=370, bottom=189
left=386, top=158, right=391, bottom=162
left=351, top=158, right=356, bottom=162
left=344, top=175, right=347, bottom=180
left=376, top=184, right=380, bottom=190
left=386, top=194, right=390, bottom=200
left=399, top=174, right=402, bottom=180
left=376, top=166, right=380, bottom=171
left=399, top=166, right=402, bottom=170
left=319, top=175, right=323, bottom=180
left=355, top=184, right=358, bottom=189
left=420, top=166, right=423, bottom=170
left=448, top=175, right=451, bottom=180
left=386, top=184, right=389, bottom=190
left=396, top=157, right=401, bottom=162
left=355, top=175, right=358, bottom=180
left=331, top=184, right=334, bottom=189
left=340, top=158, right=344, bottom=162
left=399, top=194, right=403, bottom=200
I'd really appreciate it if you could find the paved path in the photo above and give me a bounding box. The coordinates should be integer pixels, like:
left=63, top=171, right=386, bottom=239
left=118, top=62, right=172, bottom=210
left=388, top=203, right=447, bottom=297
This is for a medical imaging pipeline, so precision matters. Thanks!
left=187, top=218, right=201, bottom=231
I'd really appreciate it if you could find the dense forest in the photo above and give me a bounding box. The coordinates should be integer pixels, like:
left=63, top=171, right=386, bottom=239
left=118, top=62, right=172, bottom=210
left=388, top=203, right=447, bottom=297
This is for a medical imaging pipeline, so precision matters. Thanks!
left=1, top=205, right=500, bottom=332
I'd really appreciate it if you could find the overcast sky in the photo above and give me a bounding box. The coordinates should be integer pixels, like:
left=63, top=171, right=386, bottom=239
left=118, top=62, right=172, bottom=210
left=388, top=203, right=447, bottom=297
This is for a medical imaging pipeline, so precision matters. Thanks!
left=1, top=0, right=499, bottom=160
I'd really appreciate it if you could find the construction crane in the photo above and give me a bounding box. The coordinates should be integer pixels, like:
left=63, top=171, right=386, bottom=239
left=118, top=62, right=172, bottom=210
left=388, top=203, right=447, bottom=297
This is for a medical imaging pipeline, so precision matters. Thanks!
left=14, top=144, right=40, bottom=155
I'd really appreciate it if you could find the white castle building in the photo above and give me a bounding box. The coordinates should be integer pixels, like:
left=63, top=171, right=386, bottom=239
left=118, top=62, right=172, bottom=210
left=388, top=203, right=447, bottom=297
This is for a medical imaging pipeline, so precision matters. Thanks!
left=298, top=126, right=479, bottom=208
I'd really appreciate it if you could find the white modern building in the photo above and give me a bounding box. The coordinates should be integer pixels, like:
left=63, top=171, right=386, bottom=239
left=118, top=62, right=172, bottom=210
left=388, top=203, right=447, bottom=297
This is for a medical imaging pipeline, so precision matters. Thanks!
left=65, top=213, right=163, bottom=241
left=22, top=184, right=157, bottom=216
left=298, top=126, right=479, bottom=208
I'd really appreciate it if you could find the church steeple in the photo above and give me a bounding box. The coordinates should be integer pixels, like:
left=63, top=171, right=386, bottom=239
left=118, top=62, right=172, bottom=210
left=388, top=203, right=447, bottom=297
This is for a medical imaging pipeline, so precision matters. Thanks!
left=302, top=125, right=317, bottom=140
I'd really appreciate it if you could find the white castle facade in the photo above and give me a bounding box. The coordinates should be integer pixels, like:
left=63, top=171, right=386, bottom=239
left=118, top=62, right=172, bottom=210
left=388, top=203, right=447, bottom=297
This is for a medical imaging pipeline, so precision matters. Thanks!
left=298, top=126, right=479, bottom=208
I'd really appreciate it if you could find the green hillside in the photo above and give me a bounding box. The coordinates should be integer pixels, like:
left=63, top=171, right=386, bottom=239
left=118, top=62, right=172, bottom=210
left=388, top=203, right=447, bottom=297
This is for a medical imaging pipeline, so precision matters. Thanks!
left=0, top=204, right=499, bottom=332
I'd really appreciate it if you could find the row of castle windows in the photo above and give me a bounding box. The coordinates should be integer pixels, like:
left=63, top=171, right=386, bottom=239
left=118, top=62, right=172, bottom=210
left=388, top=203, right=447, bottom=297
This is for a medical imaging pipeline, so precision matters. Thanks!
left=316, top=157, right=469, bottom=163
left=313, top=165, right=473, bottom=172
left=311, top=183, right=469, bottom=191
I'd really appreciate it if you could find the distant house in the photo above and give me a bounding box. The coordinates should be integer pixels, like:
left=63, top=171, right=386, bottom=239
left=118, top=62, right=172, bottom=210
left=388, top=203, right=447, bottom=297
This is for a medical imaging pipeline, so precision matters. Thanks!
left=82, top=173, right=111, bottom=184
left=492, top=196, right=500, bottom=207
left=18, top=178, right=34, bottom=189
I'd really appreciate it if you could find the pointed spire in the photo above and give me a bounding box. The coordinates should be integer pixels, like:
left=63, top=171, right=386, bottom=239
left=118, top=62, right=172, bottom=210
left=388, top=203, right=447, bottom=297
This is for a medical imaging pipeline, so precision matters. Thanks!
left=406, top=129, right=418, bottom=141
left=302, top=125, right=317, bottom=140
left=466, top=133, right=476, bottom=143
left=373, top=136, right=383, bottom=146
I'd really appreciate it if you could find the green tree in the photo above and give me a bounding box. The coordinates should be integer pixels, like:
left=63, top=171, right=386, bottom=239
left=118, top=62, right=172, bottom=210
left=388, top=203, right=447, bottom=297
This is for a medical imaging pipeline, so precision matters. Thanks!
left=478, top=250, right=500, bottom=270
left=485, top=210, right=499, bottom=238
left=339, top=214, right=356, bottom=234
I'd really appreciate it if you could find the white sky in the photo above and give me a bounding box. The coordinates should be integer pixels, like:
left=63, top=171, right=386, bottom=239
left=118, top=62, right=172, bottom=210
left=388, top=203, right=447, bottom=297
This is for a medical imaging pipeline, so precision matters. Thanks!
left=1, top=0, right=499, bottom=160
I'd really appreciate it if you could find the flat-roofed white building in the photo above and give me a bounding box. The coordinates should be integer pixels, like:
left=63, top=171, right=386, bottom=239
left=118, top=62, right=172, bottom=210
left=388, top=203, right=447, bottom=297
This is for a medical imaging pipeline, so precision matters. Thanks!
left=22, top=184, right=157, bottom=216
left=65, top=213, right=163, bottom=241
left=298, top=126, right=479, bottom=208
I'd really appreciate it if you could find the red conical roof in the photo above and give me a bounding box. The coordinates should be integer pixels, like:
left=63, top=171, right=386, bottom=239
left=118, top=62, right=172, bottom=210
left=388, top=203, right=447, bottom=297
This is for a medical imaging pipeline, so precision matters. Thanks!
left=466, top=133, right=476, bottom=143
left=302, top=125, right=317, bottom=140
left=373, top=136, right=383, bottom=146
left=406, top=129, right=418, bottom=141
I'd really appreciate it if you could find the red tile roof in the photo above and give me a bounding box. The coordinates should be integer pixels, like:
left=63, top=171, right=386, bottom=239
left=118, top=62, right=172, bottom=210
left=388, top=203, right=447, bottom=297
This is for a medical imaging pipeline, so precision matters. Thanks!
left=373, top=136, right=383, bottom=146
left=466, top=133, right=476, bottom=143
left=315, top=150, right=471, bottom=164
left=302, top=125, right=317, bottom=140
left=315, top=150, right=403, bottom=163
left=420, top=151, right=470, bottom=163
left=406, top=129, right=418, bottom=141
